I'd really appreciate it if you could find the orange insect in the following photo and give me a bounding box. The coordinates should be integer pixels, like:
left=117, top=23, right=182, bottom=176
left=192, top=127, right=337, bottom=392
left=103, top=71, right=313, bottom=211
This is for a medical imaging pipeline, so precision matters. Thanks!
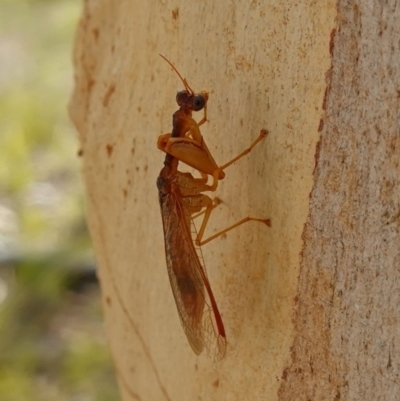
left=157, top=55, right=270, bottom=360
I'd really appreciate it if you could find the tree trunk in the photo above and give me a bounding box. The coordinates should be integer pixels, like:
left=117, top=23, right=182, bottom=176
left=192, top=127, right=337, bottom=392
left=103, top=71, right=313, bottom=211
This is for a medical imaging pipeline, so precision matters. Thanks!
left=69, top=1, right=400, bottom=400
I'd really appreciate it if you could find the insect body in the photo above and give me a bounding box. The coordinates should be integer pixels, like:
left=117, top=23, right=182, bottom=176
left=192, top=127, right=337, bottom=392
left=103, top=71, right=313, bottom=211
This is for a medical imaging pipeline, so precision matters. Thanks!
left=157, top=56, right=270, bottom=360
left=157, top=165, right=226, bottom=358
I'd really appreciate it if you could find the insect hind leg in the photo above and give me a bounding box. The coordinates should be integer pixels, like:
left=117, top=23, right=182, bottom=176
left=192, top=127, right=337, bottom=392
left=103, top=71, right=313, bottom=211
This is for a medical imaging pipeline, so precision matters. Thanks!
left=192, top=198, right=220, bottom=220
left=196, top=216, right=271, bottom=246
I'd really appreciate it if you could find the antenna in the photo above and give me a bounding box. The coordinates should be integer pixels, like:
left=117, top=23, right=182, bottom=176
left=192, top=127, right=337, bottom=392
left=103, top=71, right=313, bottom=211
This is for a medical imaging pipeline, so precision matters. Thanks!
left=159, top=54, right=194, bottom=95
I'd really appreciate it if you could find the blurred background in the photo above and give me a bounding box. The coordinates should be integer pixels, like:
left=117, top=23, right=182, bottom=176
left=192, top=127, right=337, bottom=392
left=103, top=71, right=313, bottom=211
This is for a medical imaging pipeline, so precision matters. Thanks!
left=0, top=0, right=119, bottom=400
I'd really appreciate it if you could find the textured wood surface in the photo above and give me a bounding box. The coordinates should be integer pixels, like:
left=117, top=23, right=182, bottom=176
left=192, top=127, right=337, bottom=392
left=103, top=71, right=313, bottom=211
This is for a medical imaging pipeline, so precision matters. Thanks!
left=69, top=0, right=400, bottom=399
left=279, top=2, right=400, bottom=400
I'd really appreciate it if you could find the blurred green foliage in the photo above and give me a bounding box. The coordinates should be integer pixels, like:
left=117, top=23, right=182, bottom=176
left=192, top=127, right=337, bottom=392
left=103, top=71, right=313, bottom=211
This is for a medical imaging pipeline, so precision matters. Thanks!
left=0, top=0, right=120, bottom=399
left=0, top=259, right=118, bottom=401
left=0, top=0, right=89, bottom=254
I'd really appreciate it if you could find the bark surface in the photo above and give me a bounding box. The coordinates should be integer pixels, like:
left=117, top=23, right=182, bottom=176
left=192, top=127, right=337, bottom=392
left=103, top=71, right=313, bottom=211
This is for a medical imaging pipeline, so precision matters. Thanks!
left=69, top=1, right=399, bottom=400
left=279, top=2, right=400, bottom=400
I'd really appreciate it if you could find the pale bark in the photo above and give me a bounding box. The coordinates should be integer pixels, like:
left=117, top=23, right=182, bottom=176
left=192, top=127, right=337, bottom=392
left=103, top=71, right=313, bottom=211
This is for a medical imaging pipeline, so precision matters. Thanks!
left=69, top=1, right=400, bottom=400
left=279, top=2, right=400, bottom=400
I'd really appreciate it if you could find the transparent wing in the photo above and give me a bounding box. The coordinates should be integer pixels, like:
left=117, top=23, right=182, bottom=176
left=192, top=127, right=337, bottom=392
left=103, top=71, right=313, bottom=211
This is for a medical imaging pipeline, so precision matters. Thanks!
left=159, top=190, right=227, bottom=360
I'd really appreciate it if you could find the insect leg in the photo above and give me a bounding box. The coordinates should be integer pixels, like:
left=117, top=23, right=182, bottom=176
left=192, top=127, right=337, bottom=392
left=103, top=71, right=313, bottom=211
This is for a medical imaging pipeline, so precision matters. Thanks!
left=157, top=133, right=171, bottom=153
left=196, top=217, right=271, bottom=246
left=219, top=129, right=268, bottom=172
left=192, top=198, right=220, bottom=220
left=197, top=103, right=207, bottom=127
left=190, top=198, right=269, bottom=246
left=164, top=128, right=267, bottom=183
left=177, top=169, right=221, bottom=194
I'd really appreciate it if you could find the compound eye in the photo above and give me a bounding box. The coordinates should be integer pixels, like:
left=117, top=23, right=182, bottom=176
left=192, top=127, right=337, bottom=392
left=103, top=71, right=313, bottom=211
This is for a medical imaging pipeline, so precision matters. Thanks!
left=192, top=94, right=206, bottom=111
left=176, top=90, right=189, bottom=106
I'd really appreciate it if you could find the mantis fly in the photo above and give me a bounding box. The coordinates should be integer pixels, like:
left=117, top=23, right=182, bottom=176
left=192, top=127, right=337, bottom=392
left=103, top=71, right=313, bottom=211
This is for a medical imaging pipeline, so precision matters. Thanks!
left=157, top=55, right=270, bottom=360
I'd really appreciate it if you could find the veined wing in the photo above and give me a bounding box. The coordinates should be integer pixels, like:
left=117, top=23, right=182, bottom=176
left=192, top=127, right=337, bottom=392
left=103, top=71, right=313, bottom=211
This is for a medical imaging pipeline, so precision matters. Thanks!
left=159, top=188, right=227, bottom=361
